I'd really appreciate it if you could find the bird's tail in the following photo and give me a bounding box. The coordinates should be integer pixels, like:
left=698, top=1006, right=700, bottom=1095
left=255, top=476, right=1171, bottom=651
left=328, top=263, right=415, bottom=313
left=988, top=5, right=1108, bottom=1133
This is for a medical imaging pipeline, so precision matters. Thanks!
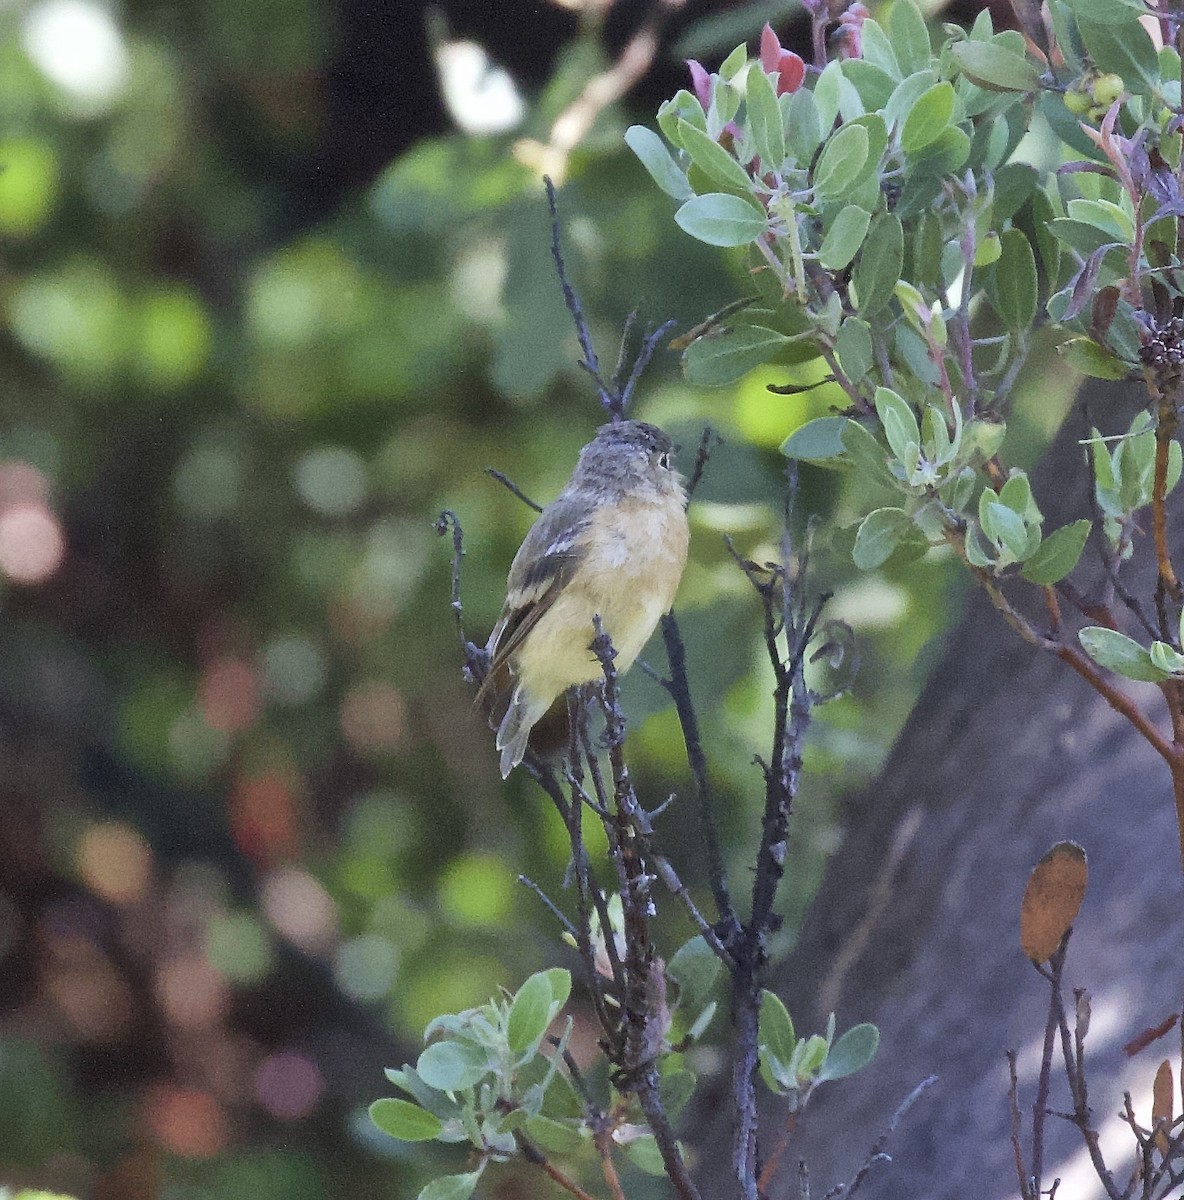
left=495, top=687, right=546, bottom=778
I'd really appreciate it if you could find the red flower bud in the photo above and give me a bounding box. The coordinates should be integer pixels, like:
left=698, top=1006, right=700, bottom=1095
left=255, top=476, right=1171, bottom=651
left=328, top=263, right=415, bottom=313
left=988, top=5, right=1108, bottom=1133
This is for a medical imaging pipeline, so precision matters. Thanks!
left=775, top=50, right=805, bottom=95
left=760, top=23, right=783, bottom=74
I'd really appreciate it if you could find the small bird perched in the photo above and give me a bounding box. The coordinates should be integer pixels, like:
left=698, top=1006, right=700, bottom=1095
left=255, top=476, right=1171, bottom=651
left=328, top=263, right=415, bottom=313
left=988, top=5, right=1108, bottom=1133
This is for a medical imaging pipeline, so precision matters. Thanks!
left=480, top=420, right=690, bottom=778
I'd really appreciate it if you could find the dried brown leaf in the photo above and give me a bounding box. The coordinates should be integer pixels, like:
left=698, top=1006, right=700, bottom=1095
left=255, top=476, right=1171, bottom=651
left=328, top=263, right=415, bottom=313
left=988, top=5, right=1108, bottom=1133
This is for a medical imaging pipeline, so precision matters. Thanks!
left=1153, top=1059, right=1173, bottom=1155
left=1019, top=842, right=1088, bottom=964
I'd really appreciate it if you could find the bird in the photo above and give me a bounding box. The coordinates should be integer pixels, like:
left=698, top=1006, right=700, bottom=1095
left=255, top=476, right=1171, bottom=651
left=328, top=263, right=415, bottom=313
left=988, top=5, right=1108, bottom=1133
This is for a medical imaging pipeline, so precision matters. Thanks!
left=479, top=420, right=690, bottom=778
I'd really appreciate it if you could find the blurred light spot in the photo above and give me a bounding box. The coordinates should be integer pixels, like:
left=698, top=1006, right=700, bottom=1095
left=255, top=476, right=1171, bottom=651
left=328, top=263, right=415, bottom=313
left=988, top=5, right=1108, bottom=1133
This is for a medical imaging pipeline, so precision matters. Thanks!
left=260, top=866, right=337, bottom=953
left=0, top=502, right=65, bottom=584
left=360, top=518, right=429, bottom=609
left=204, top=911, right=273, bottom=984
left=261, top=634, right=326, bottom=706
left=294, top=446, right=368, bottom=517
left=43, top=928, right=134, bottom=1041
left=145, top=1085, right=226, bottom=1157
left=0, top=138, right=59, bottom=235
left=439, top=852, right=514, bottom=927
left=400, top=954, right=508, bottom=1033
left=346, top=790, right=417, bottom=855
left=255, top=1050, right=323, bottom=1121
left=334, top=933, right=398, bottom=1001
left=247, top=242, right=360, bottom=348
left=22, top=0, right=130, bottom=112
left=230, top=770, right=300, bottom=863
left=828, top=577, right=909, bottom=628
left=370, top=895, right=431, bottom=953
left=449, top=237, right=506, bottom=324
left=168, top=709, right=230, bottom=780
left=340, top=680, right=405, bottom=755
left=174, top=439, right=245, bottom=522
left=9, top=260, right=127, bottom=381
left=77, top=821, right=152, bottom=905
left=155, top=951, right=229, bottom=1031
left=136, top=285, right=212, bottom=388
left=433, top=39, right=524, bottom=135
left=198, top=657, right=259, bottom=733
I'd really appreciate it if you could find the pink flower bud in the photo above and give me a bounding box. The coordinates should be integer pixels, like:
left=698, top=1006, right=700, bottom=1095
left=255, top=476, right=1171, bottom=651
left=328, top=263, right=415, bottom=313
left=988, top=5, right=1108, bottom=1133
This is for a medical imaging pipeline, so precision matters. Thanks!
left=686, top=59, right=713, bottom=109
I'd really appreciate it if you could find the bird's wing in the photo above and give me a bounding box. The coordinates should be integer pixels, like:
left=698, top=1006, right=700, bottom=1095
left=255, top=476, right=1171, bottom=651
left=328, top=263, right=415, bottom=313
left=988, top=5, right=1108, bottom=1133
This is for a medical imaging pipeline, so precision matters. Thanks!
left=475, top=497, right=590, bottom=704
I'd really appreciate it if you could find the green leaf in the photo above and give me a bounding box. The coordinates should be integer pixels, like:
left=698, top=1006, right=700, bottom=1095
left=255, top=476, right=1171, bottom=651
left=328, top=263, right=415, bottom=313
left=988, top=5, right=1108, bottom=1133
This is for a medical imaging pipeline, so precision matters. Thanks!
left=417, top=1170, right=484, bottom=1200
left=1059, top=337, right=1130, bottom=379
left=746, top=66, right=786, bottom=172
left=417, top=1039, right=490, bottom=1092
left=884, top=70, right=939, bottom=134
left=853, top=507, right=914, bottom=569
left=1069, top=0, right=1145, bottom=23
left=843, top=59, right=898, bottom=111
left=657, top=90, right=706, bottom=147
left=841, top=418, right=899, bottom=493
left=992, top=162, right=1038, bottom=222
left=508, top=971, right=556, bottom=1058
left=817, top=1023, right=880, bottom=1081
left=370, top=1098, right=445, bottom=1142
left=624, top=1135, right=671, bottom=1176
left=1066, top=198, right=1134, bottom=243
left=784, top=87, right=822, bottom=165
left=948, top=39, right=1040, bottom=92
left=984, top=499, right=1029, bottom=557
left=660, top=1068, right=698, bottom=1118
left=835, top=317, right=874, bottom=383
left=819, top=205, right=872, bottom=270
left=668, top=935, right=723, bottom=1010
left=1021, top=520, right=1091, bottom=584
left=900, top=82, right=955, bottom=153
left=1076, top=16, right=1160, bottom=94
left=524, top=1115, right=585, bottom=1155
left=625, top=126, right=693, bottom=201
left=543, top=968, right=571, bottom=1011
left=874, top=387, right=921, bottom=462
left=683, top=324, right=790, bottom=385
left=860, top=17, right=901, bottom=77
left=1149, top=641, right=1184, bottom=674
left=676, top=119, right=754, bottom=193
left=813, top=124, right=870, bottom=201
left=1079, top=626, right=1171, bottom=682
left=675, top=193, right=766, bottom=247
left=782, top=416, right=851, bottom=464
left=854, top=213, right=904, bottom=317
left=889, top=0, right=932, bottom=74
left=758, top=990, right=797, bottom=1067
left=991, top=229, right=1037, bottom=329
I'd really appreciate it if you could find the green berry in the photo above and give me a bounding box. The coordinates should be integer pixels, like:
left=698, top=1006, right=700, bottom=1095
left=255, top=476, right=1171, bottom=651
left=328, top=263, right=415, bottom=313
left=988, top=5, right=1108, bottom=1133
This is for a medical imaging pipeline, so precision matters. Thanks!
left=1090, top=73, right=1124, bottom=108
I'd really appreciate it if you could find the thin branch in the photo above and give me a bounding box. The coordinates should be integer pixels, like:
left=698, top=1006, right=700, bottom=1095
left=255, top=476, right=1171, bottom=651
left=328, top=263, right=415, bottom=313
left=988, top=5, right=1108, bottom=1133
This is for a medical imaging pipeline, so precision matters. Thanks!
left=518, top=874, right=578, bottom=939
left=486, top=468, right=543, bottom=513
left=515, top=1132, right=600, bottom=1200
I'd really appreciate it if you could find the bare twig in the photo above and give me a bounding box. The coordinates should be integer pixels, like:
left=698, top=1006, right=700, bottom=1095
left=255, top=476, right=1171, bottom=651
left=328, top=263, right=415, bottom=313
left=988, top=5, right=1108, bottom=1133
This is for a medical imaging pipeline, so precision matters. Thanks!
left=485, top=468, right=543, bottom=513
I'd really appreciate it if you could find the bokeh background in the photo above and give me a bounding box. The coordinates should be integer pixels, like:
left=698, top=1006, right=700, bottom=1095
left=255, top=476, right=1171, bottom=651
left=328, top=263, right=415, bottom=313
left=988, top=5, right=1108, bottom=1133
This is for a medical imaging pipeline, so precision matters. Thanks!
left=0, top=0, right=1076, bottom=1196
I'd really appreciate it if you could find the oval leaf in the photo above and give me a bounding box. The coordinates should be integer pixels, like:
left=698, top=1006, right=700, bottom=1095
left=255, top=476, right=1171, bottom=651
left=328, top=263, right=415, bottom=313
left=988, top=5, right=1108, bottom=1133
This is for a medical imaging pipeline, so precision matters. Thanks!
left=418, top=1170, right=483, bottom=1200
left=992, top=229, right=1038, bottom=330
left=1078, top=626, right=1171, bottom=682
left=854, top=213, right=903, bottom=317
left=1058, top=337, right=1130, bottom=380
left=758, top=989, right=797, bottom=1067
left=1021, top=520, right=1091, bottom=585
left=900, top=81, right=955, bottom=153
left=508, top=971, right=554, bottom=1058
left=1019, top=841, right=1088, bottom=964
left=683, top=324, right=790, bottom=385
left=949, top=39, right=1040, bottom=92
left=817, top=1023, right=879, bottom=1081
left=668, top=935, right=723, bottom=1010
left=782, top=416, right=851, bottom=463
left=853, top=507, right=913, bottom=569
left=417, top=1039, right=490, bottom=1092
left=675, top=193, right=766, bottom=247
left=625, top=125, right=693, bottom=200
left=813, top=124, right=870, bottom=201
left=819, top=204, right=873, bottom=271
left=370, top=1098, right=444, bottom=1142
left=746, top=65, right=786, bottom=171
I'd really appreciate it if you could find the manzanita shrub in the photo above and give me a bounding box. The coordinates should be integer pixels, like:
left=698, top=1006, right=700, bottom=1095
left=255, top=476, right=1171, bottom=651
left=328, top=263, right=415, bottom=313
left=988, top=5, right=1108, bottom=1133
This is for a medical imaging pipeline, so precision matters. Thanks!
left=631, top=0, right=1184, bottom=868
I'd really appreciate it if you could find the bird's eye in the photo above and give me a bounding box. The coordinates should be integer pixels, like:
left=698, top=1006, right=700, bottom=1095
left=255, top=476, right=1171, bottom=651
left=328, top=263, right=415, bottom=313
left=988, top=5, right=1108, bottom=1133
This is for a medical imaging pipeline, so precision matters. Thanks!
left=658, top=452, right=671, bottom=470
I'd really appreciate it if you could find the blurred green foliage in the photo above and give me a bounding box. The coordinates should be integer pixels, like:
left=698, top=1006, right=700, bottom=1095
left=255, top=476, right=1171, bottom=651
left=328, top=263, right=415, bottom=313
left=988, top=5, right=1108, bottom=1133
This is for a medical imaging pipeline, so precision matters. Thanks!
left=0, top=0, right=1074, bottom=1197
